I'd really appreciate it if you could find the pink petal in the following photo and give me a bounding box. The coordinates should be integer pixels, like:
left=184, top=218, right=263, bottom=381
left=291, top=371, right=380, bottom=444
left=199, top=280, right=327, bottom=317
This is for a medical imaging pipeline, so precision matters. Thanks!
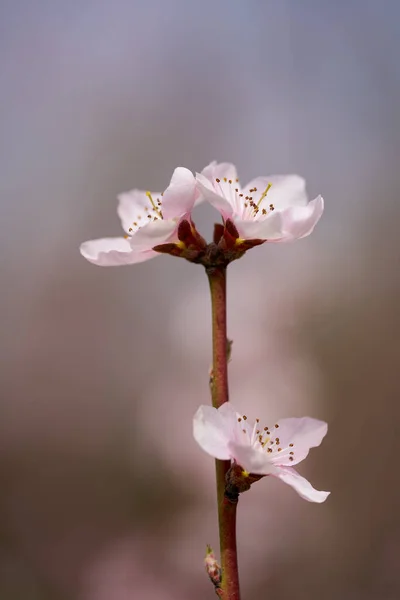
left=117, top=189, right=160, bottom=235
left=128, top=220, right=178, bottom=250
left=228, top=442, right=275, bottom=475
left=196, top=173, right=234, bottom=219
left=272, top=466, right=330, bottom=503
left=201, top=161, right=238, bottom=184
left=193, top=405, right=232, bottom=460
left=270, top=417, right=328, bottom=467
left=234, top=211, right=284, bottom=240
left=79, top=237, right=157, bottom=266
left=161, top=167, right=197, bottom=220
left=279, top=195, right=324, bottom=240
left=243, top=175, right=308, bottom=210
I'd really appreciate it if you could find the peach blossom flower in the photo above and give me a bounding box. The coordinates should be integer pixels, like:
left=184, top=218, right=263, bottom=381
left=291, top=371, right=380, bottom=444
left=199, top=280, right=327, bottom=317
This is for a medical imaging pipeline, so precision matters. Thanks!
left=193, top=403, right=329, bottom=503
left=196, top=161, right=324, bottom=242
left=80, top=167, right=196, bottom=266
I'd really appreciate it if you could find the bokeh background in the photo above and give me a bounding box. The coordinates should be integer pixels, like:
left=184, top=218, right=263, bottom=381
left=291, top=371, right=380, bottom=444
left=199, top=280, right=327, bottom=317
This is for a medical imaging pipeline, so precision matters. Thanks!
left=1, top=1, right=400, bottom=598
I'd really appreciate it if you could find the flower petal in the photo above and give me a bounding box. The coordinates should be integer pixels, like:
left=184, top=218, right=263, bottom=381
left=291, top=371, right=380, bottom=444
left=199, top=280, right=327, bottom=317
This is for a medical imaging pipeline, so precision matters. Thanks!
left=117, top=189, right=160, bottom=235
left=272, top=466, right=330, bottom=503
left=161, top=167, right=197, bottom=220
left=234, top=195, right=324, bottom=242
left=196, top=173, right=234, bottom=218
left=228, top=441, right=276, bottom=475
left=201, top=161, right=238, bottom=185
left=193, top=405, right=232, bottom=460
left=128, top=219, right=178, bottom=250
left=279, top=195, right=324, bottom=240
left=80, top=237, right=157, bottom=266
left=234, top=211, right=284, bottom=240
left=243, top=175, right=308, bottom=210
left=269, top=417, right=328, bottom=466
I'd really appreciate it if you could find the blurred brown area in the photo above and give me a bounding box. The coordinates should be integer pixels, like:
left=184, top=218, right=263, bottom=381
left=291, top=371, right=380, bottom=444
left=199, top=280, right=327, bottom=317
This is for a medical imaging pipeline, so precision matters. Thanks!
left=1, top=1, right=400, bottom=599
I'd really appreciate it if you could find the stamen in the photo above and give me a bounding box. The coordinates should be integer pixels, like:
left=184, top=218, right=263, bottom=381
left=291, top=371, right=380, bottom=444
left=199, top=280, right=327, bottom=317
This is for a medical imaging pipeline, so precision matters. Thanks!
left=146, top=191, right=163, bottom=218
left=257, top=183, right=273, bottom=208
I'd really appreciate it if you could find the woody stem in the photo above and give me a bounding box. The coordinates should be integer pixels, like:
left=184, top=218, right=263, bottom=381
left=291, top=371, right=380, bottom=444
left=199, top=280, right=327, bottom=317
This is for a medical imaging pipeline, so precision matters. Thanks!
left=207, top=265, right=240, bottom=600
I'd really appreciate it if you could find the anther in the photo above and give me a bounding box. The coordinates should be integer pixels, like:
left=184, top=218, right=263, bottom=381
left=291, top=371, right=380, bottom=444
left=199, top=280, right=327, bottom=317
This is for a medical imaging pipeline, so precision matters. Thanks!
left=237, top=418, right=242, bottom=422
left=289, top=443, right=294, bottom=447
left=216, top=178, right=220, bottom=183
left=290, top=452, right=294, bottom=455
left=243, top=415, right=247, bottom=420
left=275, top=424, right=279, bottom=428
left=229, top=179, right=232, bottom=184
left=289, top=456, right=294, bottom=461
left=223, top=177, right=227, bottom=182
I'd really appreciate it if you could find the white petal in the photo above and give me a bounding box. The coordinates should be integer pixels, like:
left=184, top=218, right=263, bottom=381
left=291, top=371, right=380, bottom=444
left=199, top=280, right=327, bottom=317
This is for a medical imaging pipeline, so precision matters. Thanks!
left=272, top=466, right=330, bottom=503
left=227, top=442, right=275, bottom=475
left=161, top=167, right=197, bottom=220
left=80, top=237, right=157, bottom=266
left=234, top=211, right=284, bottom=240
left=201, top=161, right=238, bottom=184
left=117, top=189, right=160, bottom=235
left=243, top=175, right=308, bottom=210
left=279, top=195, right=324, bottom=240
left=128, top=219, right=178, bottom=250
left=193, top=405, right=232, bottom=460
left=270, top=417, right=328, bottom=466
left=196, top=173, right=234, bottom=218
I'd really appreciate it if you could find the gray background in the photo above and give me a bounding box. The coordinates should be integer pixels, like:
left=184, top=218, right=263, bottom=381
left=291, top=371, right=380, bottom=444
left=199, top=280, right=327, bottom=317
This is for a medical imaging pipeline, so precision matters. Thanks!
left=1, top=1, right=400, bottom=598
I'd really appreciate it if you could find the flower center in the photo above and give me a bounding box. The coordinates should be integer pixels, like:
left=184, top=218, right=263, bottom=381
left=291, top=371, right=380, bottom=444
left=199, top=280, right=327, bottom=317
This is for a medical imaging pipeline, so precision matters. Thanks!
left=214, top=178, right=275, bottom=221
left=237, top=415, right=295, bottom=462
left=127, top=191, right=164, bottom=235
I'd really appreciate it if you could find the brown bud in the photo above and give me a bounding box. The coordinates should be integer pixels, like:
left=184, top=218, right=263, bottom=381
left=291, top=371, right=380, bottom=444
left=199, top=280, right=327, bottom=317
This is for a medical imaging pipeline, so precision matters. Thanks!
left=213, top=223, right=225, bottom=244
left=225, top=218, right=240, bottom=240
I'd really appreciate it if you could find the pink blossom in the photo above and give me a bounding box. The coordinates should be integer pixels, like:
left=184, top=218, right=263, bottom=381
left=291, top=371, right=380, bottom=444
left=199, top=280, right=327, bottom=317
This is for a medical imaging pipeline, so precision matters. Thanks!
left=196, top=161, right=324, bottom=242
left=193, top=403, right=329, bottom=503
left=80, top=167, right=197, bottom=266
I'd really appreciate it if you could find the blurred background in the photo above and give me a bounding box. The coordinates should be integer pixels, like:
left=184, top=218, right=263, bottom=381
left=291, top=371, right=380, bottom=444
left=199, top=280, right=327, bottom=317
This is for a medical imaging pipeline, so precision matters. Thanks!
left=1, top=0, right=400, bottom=598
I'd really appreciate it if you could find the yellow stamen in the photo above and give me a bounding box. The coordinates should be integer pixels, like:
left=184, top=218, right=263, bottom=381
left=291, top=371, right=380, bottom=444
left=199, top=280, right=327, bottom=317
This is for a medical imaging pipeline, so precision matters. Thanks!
left=146, top=191, right=163, bottom=218
left=257, top=183, right=272, bottom=208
